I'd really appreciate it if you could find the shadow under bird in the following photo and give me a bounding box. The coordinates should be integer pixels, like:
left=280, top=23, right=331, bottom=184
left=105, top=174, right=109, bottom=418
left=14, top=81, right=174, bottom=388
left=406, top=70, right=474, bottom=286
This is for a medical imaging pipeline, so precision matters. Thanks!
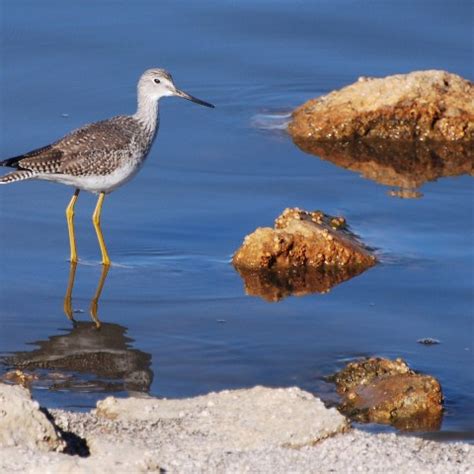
left=0, top=68, right=214, bottom=265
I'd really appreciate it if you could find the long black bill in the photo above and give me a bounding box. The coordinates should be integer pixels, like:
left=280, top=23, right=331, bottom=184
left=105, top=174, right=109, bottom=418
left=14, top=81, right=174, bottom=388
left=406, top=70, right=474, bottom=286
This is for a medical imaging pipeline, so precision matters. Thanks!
left=175, top=89, right=215, bottom=108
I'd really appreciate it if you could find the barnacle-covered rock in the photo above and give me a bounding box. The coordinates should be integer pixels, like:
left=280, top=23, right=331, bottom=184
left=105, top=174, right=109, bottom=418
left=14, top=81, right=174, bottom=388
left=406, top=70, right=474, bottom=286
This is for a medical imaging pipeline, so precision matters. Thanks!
left=233, top=208, right=376, bottom=270
left=233, top=208, right=376, bottom=299
left=330, top=357, right=443, bottom=431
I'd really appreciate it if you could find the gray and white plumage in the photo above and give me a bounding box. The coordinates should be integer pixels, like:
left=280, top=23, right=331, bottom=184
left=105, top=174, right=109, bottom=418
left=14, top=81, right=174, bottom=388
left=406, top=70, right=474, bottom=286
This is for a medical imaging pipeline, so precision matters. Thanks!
left=0, top=68, right=214, bottom=193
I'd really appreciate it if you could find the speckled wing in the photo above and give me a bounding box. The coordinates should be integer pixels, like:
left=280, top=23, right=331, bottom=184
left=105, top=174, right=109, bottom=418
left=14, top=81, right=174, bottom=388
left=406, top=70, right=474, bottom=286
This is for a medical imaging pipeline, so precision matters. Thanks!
left=1, top=144, right=64, bottom=173
left=8, top=116, right=138, bottom=176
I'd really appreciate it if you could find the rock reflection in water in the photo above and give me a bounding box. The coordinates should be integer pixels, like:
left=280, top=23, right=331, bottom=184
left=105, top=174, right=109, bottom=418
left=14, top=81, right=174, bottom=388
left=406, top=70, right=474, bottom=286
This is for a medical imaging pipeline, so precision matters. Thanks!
left=292, top=138, right=473, bottom=197
left=2, top=263, right=153, bottom=394
left=236, top=265, right=369, bottom=302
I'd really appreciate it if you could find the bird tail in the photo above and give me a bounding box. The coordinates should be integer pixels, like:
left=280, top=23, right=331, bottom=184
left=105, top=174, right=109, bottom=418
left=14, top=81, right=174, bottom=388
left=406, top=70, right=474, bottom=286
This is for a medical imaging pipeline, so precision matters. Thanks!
left=0, top=155, right=23, bottom=168
left=0, top=153, right=38, bottom=184
left=0, top=170, right=37, bottom=184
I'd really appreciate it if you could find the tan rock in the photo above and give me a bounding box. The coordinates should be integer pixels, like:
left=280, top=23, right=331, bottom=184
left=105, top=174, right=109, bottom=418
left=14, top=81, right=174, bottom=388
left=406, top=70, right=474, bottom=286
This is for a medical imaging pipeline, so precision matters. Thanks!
left=1, top=370, right=38, bottom=388
left=233, top=208, right=376, bottom=271
left=331, top=358, right=443, bottom=431
left=289, top=70, right=474, bottom=141
left=0, top=383, right=65, bottom=452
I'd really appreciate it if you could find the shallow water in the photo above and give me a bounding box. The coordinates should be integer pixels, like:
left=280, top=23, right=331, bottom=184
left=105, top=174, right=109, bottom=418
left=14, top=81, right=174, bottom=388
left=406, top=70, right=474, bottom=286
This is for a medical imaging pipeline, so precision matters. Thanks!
left=0, top=0, right=473, bottom=440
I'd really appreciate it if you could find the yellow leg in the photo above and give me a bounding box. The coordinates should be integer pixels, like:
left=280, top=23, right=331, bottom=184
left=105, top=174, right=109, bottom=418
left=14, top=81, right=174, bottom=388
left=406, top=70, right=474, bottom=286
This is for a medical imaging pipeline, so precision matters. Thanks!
left=92, top=192, right=111, bottom=266
left=89, top=264, right=110, bottom=328
left=63, top=261, right=78, bottom=321
left=66, top=189, right=80, bottom=263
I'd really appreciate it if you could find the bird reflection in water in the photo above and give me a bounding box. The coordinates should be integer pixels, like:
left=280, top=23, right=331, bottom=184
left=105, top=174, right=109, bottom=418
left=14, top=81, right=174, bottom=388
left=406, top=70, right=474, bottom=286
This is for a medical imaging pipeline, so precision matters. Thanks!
left=3, top=263, right=153, bottom=394
left=63, top=262, right=109, bottom=328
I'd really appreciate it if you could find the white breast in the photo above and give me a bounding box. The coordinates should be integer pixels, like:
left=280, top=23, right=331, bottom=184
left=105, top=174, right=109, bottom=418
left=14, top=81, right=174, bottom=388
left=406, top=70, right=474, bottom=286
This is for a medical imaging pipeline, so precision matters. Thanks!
left=37, top=159, right=144, bottom=194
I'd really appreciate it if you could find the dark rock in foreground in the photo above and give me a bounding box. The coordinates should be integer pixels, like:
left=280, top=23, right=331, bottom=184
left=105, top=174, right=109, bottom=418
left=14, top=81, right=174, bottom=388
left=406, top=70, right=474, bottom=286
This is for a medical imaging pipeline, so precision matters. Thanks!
left=331, top=357, right=443, bottom=431
left=289, top=70, right=473, bottom=142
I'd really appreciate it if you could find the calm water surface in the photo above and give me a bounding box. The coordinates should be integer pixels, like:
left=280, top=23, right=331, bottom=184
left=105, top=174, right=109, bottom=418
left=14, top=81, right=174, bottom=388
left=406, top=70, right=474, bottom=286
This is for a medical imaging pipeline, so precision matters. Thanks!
left=0, top=1, right=472, bottom=440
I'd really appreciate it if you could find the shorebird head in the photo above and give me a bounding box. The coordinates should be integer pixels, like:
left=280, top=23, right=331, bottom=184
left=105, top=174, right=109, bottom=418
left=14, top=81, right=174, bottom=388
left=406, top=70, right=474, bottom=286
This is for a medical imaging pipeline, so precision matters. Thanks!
left=139, top=69, right=214, bottom=108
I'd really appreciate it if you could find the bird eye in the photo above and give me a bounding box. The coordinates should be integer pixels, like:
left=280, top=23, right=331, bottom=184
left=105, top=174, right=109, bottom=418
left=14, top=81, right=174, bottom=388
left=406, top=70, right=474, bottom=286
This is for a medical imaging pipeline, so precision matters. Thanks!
left=154, top=78, right=161, bottom=84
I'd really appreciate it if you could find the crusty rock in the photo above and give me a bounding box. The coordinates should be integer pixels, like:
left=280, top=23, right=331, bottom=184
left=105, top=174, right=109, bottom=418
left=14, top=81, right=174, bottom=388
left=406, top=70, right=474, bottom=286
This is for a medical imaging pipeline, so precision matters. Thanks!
left=331, top=357, right=414, bottom=391
left=292, top=139, right=473, bottom=193
left=331, top=358, right=443, bottom=431
left=289, top=70, right=474, bottom=141
left=0, top=386, right=472, bottom=473
left=0, top=383, right=65, bottom=452
left=96, top=386, right=348, bottom=449
left=233, top=208, right=376, bottom=271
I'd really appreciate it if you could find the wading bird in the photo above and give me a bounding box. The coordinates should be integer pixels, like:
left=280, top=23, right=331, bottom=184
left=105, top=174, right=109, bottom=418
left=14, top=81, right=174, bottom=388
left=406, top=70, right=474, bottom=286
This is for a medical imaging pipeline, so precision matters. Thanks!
left=0, top=69, right=214, bottom=265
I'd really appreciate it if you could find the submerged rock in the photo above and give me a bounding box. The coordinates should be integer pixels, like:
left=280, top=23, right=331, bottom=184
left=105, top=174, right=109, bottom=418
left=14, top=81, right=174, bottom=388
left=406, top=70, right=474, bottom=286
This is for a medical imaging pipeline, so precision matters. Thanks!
left=0, top=383, right=65, bottom=452
left=234, top=208, right=376, bottom=270
left=417, top=338, right=441, bottom=345
left=289, top=70, right=474, bottom=142
left=330, top=358, right=443, bottom=431
left=1, top=370, right=38, bottom=387
left=292, top=139, right=473, bottom=196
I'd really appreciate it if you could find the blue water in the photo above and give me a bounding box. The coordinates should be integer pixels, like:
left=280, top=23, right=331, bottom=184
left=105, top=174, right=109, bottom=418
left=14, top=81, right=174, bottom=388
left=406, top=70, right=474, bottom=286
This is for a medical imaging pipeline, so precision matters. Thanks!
left=0, top=0, right=472, bottom=440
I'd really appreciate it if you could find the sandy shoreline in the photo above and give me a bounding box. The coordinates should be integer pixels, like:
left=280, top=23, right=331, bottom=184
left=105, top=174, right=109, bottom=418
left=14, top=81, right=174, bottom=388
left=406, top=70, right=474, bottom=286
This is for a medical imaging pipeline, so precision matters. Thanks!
left=0, top=384, right=472, bottom=473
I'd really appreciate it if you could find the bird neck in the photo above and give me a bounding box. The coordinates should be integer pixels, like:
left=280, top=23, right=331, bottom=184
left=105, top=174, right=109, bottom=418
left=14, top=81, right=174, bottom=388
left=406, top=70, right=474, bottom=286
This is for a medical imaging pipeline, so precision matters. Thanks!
left=134, top=92, right=160, bottom=133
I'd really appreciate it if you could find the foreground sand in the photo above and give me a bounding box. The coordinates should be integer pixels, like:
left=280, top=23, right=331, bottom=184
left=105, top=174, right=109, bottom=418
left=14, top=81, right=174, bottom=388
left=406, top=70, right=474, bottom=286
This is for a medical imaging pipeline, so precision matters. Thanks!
left=0, top=384, right=472, bottom=473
